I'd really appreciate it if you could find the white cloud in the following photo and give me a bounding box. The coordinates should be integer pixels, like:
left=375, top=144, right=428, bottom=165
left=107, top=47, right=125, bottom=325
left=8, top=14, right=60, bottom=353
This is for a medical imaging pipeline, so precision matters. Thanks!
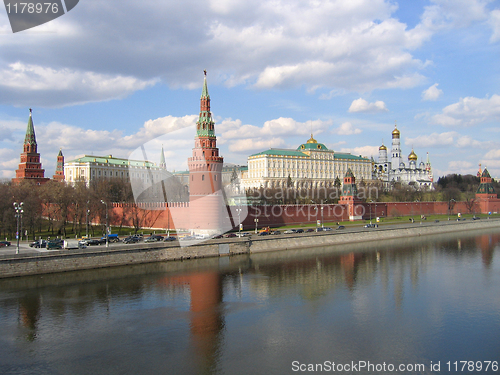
left=422, top=83, right=443, bottom=101
left=489, top=9, right=500, bottom=43
left=348, top=98, right=388, bottom=113
left=420, top=0, right=490, bottom=31
left=228, top=138, right=286, bottom=153
left=220, top=117, right=331, bottom=140
left=484, top=149, right=500, bottom=159
left=447, top=160, right=476, bottom=175
left=339, top=145, right=379, bottom=158
left=334, top=122, right=362, bottom=135
left=0, top=0, right=439, bottom=106
left=406, top=132, right=458, bottom=147
left=0, top=63, right=158, bottom=107
left=432, top=94, right=500, bottom=127
left=456, top=135, right=483, bottom=148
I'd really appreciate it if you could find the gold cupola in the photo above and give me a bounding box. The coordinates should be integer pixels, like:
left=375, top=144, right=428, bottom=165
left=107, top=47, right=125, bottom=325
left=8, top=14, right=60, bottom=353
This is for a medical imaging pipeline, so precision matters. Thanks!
left=392, top=124, right=400, bottom=139
left=306, top=134, right=317, bottom=144
left=408, top=148, right=418, bottom=161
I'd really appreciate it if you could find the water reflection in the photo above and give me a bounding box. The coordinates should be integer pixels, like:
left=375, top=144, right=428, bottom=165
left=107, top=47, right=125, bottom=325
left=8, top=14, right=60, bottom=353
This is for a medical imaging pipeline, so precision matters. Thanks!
left=160, top=272, right=224, bottom=373
left=0, top=228, right=499, bottom=375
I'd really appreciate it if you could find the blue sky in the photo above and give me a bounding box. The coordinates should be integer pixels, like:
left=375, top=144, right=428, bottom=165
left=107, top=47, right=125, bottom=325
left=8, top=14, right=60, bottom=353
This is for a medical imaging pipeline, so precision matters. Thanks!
left=0, top=0, right=499, bottom=180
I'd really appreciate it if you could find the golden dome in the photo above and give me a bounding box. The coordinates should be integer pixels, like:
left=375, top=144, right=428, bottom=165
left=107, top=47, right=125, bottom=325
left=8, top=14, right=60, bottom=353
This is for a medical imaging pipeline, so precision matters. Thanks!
left=379, top=144, right=387, bottom=151
left=392, top=125, right=400, bottom=138
left=306, top=134, right=317, bottom=144
left=408, top=149, right=418, bottom=161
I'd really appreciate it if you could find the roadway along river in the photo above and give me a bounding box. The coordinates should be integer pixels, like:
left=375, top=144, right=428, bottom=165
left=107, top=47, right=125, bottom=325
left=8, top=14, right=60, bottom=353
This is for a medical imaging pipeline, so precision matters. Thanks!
left=0, top=228, right=499, bottom=374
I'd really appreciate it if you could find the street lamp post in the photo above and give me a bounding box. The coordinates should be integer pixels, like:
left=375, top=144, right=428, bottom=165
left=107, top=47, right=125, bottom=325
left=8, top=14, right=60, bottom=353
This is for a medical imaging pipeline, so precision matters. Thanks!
left=101, top=200, right=108, bottom=248
left=448, top=198, right=456, bottom=220
left=254, top=218, right=259, bottom=234
left=13, top=202, right=23, bottom=254
left=321, top=203, right=324, bottom=228
left=236, top=207, right=242, bottom=237
left=86, top=200, right=90, bottom=238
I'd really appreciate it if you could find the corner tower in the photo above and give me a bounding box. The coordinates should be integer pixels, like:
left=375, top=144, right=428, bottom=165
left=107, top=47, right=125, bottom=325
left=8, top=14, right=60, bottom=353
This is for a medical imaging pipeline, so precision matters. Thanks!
left=13, top=109, right=49, bottom=185
left=187, top=71, right=224, bottom=235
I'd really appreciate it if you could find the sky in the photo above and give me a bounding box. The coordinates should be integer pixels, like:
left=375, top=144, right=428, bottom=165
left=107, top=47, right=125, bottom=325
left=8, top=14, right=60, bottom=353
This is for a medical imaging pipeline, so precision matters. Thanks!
left=0, top=0, right=499, bottom=181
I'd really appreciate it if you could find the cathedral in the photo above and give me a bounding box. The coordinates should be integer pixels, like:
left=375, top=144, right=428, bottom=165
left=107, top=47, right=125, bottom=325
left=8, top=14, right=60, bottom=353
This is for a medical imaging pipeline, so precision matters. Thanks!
left=373, top=124, right=433, bottom=189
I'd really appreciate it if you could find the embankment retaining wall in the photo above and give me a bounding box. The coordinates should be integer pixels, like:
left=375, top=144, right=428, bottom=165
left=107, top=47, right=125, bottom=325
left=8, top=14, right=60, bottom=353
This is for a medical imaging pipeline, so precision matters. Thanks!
left=1, top=219, right=498, bottom=279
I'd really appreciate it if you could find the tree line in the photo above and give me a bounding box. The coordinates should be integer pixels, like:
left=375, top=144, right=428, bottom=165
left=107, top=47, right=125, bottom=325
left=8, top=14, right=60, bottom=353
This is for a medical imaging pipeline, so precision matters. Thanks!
left=1, top=173, right=495, bottom=240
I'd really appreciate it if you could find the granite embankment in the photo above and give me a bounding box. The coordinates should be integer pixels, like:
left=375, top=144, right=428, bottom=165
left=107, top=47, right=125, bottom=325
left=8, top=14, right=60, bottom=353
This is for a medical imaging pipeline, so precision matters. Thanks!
left=1, top=219, right=499, bottom=278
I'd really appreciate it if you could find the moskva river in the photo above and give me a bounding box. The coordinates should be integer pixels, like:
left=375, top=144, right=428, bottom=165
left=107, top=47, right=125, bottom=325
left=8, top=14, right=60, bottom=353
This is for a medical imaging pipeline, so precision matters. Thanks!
left=1, top=229, right=499, bottom=375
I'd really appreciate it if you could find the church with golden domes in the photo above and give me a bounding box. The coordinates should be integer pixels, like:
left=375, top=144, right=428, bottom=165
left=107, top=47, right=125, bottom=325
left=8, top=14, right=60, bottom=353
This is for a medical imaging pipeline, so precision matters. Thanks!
left=241, top=134, right=372, bottom=190
left=373, top=124, right=433, bottom=189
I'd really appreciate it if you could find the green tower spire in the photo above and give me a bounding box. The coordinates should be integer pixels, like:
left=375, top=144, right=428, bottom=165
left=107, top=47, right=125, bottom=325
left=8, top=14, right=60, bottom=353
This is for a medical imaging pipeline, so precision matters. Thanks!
left=197, top=70, right=215, bottom=137
left=24, top=108, right=37, bottom=146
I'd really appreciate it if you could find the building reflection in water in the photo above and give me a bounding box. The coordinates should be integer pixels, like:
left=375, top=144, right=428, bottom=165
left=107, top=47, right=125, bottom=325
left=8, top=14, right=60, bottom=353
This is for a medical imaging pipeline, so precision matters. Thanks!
left=18, top=293, right=41, bottom=341
left=160, top=271, right=224, bottom=374
left=476, top=233, right=498, bottom=268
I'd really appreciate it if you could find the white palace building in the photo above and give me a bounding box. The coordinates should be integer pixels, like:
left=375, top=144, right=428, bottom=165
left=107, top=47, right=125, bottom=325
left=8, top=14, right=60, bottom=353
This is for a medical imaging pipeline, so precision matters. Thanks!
left=241, top=134, right=372, bottom=190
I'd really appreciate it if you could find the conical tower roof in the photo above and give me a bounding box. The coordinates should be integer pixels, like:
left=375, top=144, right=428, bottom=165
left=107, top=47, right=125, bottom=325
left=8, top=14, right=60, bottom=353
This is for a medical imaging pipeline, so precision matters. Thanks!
left=24, top=108, right=37, bottom=146
left=201, top=70, right=210, bottom=99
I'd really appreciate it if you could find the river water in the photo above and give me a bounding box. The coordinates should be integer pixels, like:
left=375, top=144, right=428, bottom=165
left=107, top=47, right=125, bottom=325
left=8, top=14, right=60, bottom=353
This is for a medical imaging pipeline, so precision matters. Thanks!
left=1, top=229, right=499, bottom=375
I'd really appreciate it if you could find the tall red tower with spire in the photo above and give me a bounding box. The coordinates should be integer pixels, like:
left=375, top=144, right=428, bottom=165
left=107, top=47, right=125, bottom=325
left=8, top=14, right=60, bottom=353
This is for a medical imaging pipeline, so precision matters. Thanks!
left=12, top=109, right=49, bottom=185
left=187, top=71, right=224, bottom=234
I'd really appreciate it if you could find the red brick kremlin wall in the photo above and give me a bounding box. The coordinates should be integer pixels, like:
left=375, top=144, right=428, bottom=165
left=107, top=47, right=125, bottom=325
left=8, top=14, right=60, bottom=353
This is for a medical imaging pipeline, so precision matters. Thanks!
left=104, top=200, right=497, bottom=231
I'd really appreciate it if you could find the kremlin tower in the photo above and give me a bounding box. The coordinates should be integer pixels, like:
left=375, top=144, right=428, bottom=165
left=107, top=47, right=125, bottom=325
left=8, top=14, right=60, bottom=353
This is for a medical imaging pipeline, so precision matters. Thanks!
left=187, top=71, right=224, bottom=235
left=52, top=149, right=65, bottom=182
left=339, top=168, right=363, bottom=221
left=12, top=109, right=49, bottom=185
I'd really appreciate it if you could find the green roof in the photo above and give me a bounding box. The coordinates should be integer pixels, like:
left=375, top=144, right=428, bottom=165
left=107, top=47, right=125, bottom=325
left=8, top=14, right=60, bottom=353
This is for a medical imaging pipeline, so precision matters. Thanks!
left=297, top=142, right=328, bottom=151
left=24, top=110, right=36, bottom=146
left=345, top=168, right=354, bottom=178
left=201, top=74, right=209, bottom=99
left=334, top=153, right=370, bottom=161
left=249, top=149, right=308, bottom=158
left=67, top=155, right=159, bottom=168
left=482, top=169, right=491, bottom=178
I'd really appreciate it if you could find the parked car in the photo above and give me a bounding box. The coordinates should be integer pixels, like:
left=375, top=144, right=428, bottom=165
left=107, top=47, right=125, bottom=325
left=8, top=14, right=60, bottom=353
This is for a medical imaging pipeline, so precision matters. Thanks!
left=0, top=240, right=11, bottom=246
left=47, top=241, right=63, bottom=250
left=225, top=233, right=237, bottom=238
left=164, top=236, right=176, bottom=241
left=336, top=225, right=345, bottom=230
left=296, top=229, right=304, bottom=233
left=101, top=234, right=120, bottom=243
left=258, top=231, right=269, bottom=236
left=272, top=230, right=281, bottom=235
left=284, top=229, right=297, bottom=234
left=306, top=228, right=315, bottom=232
left=472, top=217, right=481, bottom=220
left=315, top=227, right=324, bottom=232
left=145, top=235, right=163, bottom=242
left=212, top=234, right=224, bottom=239
left=364, top=223, right=378, bottom=228
left=29, top=240, right=47, bottom=248
left=123, top=236, right=140, bottom=244
left=85, top=239, right=101, bottom=246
